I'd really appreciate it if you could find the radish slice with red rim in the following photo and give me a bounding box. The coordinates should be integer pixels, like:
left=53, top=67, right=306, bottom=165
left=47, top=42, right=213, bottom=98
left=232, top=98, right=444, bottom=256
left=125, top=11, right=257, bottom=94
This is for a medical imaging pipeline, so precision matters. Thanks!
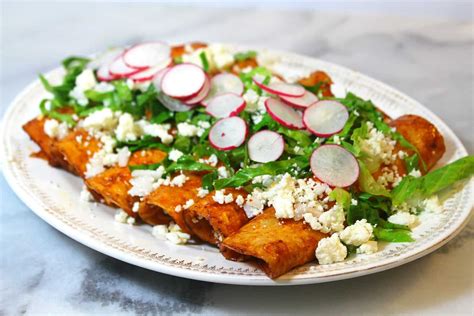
left=253, top=77, right=305, bottom=97
left=89, top=47, right=123, bottom=70
left=161, top=63, right=206, bottom=99
left=280, top=90, right=319, bottom=109
left=265, top=98, right=305, bottom=129
left=156, top=92, right=195, bottom=112
left=97, top=64, right=115, bottom=81
left=248, top=130, right=284, bottom=163
left=109, top=55, right=143, bottom=78
left=303, top=100, right=349, bottom=137
left=183, top=76, right=211, bottom=105
left=310, top=144, right=359, bottom=187
left=128, top=58, right=171, bottom=82
left=209, top=117, right=247, bottom=150
left=206, top=93, right=246, bottom=118
left=123, top=42, right=170, bottom=69
left=152, top=67, right=171, bottom=92
left=201, top=73, right=244, bottom=106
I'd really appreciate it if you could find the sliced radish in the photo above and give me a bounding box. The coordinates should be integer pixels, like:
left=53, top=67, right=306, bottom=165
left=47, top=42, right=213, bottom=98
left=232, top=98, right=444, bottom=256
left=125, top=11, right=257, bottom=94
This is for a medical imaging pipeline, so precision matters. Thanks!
left=109, top=55, right=143, bottom=79
left=97, top=63, right=115, bottom=81
left=206, top=93, right=246, bottom=118
left=303, top=100, right=349, bottom=137
left=123, top=42, right=170, bottom=69
left=128, top=58, right=171, bottom=82
left=152, top=67, right=171, bottom=92
left=280, top=90, right=319, bottom=109
left=310, top=144, right=359, bottom=187
left=248, top=130, right=284, bottom=163
left=156, top=92, right=195, bottom=112
left=161, top=63, right=206, bottom=99
left=253, top=78, right=305, bottom=97
left=183, top=76, right=211, bottom=105
left=209, top=117, right=247, bottom=150
left=201, top=73, right=244, bottom=106
left=265, top=98, right=305, bottom=129
left=88, top=47, right=123, bottom=70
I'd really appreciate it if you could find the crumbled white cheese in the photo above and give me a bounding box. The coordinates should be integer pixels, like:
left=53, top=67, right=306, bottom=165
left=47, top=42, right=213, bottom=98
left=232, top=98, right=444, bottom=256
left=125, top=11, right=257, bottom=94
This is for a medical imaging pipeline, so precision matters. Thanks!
left=69, top=69, right=98, bottom=106
left=80, top=186, right=94, bottom=202
left=82, top=108, right=117, bottom=132
left=138, top=121, right=173, bottom=144
left=183, top=199, right=194, bottom=210
left=351, top=199, right=358, bottom=206
left=181, top=44, right=235, bottom=71
left=212, top=189, right=234, bottom=205
left=235, top=195, right=245, bottom=207
left=357, top=240, right=378, bottom=254
left=177, top=122, right=206, bottom=137
left=152, top=224, right=168, bottom=238
left=170, top=174, right=188, bottom=187
left=128, top=166, right=166, bottom=197
left=359, top=122, right=397, bottom=165
left=339, top=219, right=374, bottom=246
left=217, top=166, right=229, bottom=179
left=94, top=81, right=115, bottom=93
left=316, top=233, right=347, bottom=265
left=333, top=135, right=341, bottom=145
left=165, top=222, right=190, bottom=244
left=115, top=113, right=140, bottom=141
left=409, top=169, right=422, bottom=178
left=168, top=149, right=184, bottom=162
left=388, top=212, right=419, bottom=228
left=175, top=205, right=183, bottom=213
left=244, top=173, right=335, bottom=226
left=132, top=202, right=140, bottom=213
left=114, top=209, right=134, bottom=225
left=76, top=69, right=97, bottom=91
left=422, top=195, right=443, bottom=213
left=43, top=119, right=69, bottom=139
left=197, top=187, right=209, bottom=198
left=318, top=204, right=346, bottom=233
left=117, top=147, right=131, bottom=167
left=199, top=154, right=219, bottom=167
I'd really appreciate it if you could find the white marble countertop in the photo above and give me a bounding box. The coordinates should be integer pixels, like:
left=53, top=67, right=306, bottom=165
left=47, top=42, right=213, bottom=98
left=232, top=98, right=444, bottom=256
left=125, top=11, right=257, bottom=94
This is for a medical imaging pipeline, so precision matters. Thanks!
left=1, top=2, right=473, bottom=315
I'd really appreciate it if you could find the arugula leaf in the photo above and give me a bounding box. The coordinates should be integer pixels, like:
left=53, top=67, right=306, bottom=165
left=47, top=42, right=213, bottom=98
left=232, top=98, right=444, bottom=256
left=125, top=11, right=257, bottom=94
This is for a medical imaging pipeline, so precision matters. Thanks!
left=278, top=127, right=313, bottom=148
left=199, top=51, right=210, bottom=72
left=173, top=135, right=192, bottom=154
left=329, top=188, right=351, bottom=210
left=392, top=156, right=474, bottom=205
left=116, top=136, right=170, bottom=153
left=239, top=66, right=272, bottom=94
left=62, top=56, right=90, bottom=70
left=234, top=50, right=257, bottom=61
left=39, top=99, right=76, bottom=126
left=129, top=163, right=162, bottom=171
left=166, top=156, right=214, bottom=173
left=357, top=161, right=391, bottom=197
left=214, top=156, right=309, bottom=189
left=202, top=171, right=218, bottom=191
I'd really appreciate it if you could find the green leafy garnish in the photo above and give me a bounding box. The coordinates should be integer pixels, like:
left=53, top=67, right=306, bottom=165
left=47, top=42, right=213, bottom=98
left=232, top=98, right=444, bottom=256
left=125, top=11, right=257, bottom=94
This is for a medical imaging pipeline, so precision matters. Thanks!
left=116, top=136, right=170, bottom=153
left=199, top=51, right=210, bottom=72
left=214, top=156, right=309, bottom=189
left=357, top=161, right=391, bottom=197
left=234, top=50, right=257, bottom=61
left=329, top=188, right=351, bottom=210
left=374, top=227, right=414, bottom=242
left=392, top=156, right=474, bottom=205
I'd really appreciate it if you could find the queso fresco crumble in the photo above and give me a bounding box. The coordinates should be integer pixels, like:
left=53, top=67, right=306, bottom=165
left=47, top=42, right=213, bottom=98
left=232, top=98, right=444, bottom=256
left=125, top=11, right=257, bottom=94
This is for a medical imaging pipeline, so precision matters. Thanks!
left=35, top=41, right=473, bottom=268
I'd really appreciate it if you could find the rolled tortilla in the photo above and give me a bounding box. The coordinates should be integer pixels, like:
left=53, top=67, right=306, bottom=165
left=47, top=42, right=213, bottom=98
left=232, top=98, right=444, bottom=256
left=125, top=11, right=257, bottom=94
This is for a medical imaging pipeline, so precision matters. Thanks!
left=85, top=149, right=167, bottom=218
left=54, top=129, right=100, bottom=177
left=390, top=114, right=445, bottom=173
left=182, top=188, right=249, bottom=245
left=140, top=173, right=202, bottom=233
left=221, top=208, right=327, bottom=279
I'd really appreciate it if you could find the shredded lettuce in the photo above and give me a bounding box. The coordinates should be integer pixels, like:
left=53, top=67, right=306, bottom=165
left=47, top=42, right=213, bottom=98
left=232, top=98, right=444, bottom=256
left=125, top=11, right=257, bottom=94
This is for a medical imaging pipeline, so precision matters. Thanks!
left=329, top=188, right=351, bottom=211
left=392, top=156, right=474, bottom=205
left=357, top=161, right=391, bottom=197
